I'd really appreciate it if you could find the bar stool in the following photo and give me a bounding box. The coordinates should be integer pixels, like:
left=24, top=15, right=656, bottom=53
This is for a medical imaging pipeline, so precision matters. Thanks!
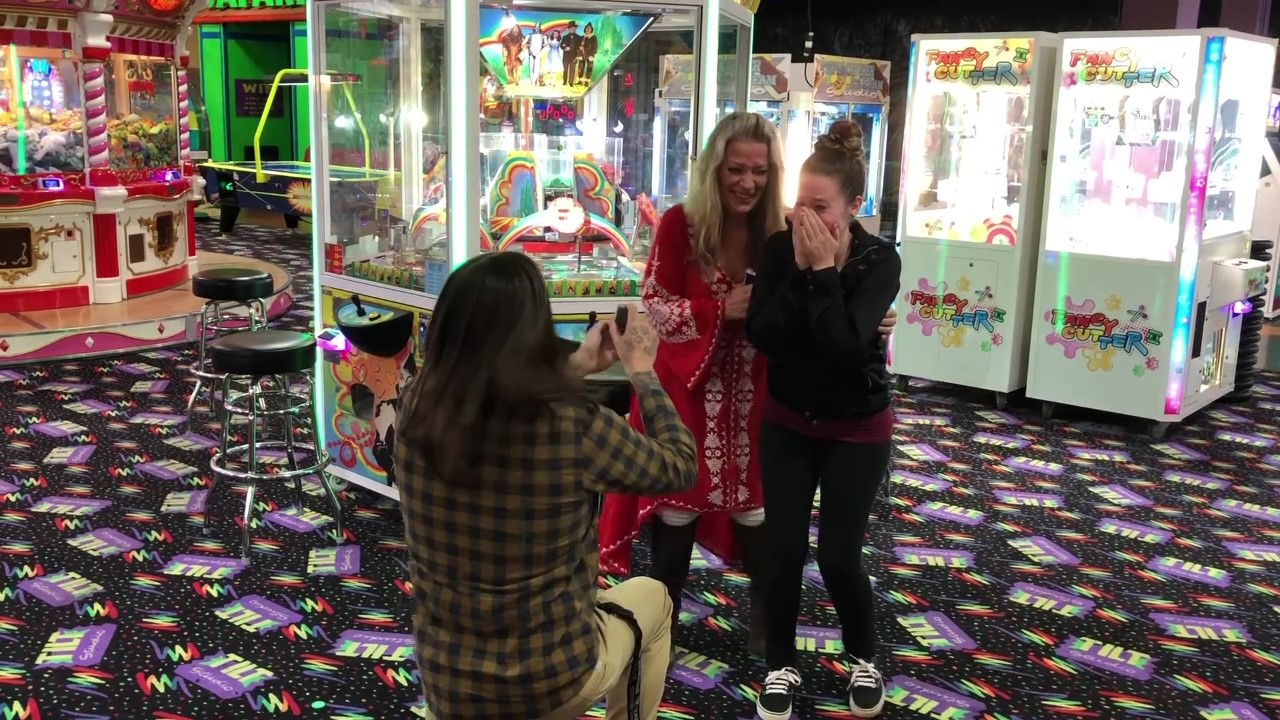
left=188, top=268, right=274, bottom=422
left=205, top=329, right=343, bottom=563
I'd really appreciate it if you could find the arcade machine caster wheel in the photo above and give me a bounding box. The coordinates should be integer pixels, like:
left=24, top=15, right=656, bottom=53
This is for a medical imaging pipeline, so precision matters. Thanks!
left=995, top=392, right=1009, bottom=411
left=1040, top=401, right=1056, bottom=421
left=1149, top=421, right=1171, bottom=440
left=894, top=375, right=911, bottom=393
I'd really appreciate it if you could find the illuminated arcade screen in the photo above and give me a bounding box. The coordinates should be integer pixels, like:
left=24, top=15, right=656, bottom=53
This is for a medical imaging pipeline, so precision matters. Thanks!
left=478, top=6, right=655, bottom=99
left=1042, top=37, right=1200, bottom=262
left=901, top=37, right=1036, bottom=246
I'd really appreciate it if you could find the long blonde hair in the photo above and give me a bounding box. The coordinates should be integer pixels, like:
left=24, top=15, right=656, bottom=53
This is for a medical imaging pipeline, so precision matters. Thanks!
left=684, top=112, right=788, bottom=272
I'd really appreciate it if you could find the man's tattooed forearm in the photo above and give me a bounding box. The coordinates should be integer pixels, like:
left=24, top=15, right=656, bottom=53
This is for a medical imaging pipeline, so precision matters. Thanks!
left=628, top=371, right=662, bottom=393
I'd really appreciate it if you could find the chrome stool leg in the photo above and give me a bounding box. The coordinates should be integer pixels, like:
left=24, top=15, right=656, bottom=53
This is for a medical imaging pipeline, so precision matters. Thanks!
left=241, top=380, right=262, bottom=560
left=187, top=301, right=217, bottom=423
left=204, top=373, right=236, bottom=537
left=209, top=369, right=343, bottom=562
left=189, top=299, right=270, bottom=425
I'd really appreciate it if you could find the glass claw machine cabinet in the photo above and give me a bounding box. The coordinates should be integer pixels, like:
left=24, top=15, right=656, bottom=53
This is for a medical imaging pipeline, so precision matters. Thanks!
left=102, top=0, right=202, bottom=299
left=1026, top=29, right=1277, bottom=438
left=747, top=53, right=790, bottom=127
left=0, top=21, right=97, bottom=313
left=309, top=0, right=752, bottom=498
left=653, top=52, right=737, bottom=214
left=888, top=33, right=1059, bottom=409
left=781, top=54, right=891, bottom=234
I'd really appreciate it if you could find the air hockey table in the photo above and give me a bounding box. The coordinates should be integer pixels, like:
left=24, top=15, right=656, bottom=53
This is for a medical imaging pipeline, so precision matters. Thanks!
left=199, top=160, right=391, bottom=235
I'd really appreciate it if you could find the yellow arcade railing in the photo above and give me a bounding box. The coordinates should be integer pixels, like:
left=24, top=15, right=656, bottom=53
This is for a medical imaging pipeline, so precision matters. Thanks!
left=253, top=68, right=371, bottom=183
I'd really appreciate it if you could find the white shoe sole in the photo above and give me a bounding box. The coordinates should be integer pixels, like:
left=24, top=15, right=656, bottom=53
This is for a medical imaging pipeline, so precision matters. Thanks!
left=849, top=697, right=885, bottom=718
left=756, top=702, right=793, bottom=720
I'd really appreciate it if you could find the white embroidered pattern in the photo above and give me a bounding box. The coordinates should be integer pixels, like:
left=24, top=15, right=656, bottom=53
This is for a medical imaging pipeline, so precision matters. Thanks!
left=731, top=341, right=757, bottom=500
left=642, top=234, right=700, bottom=345
left=618, top=211, right=759, bottom=523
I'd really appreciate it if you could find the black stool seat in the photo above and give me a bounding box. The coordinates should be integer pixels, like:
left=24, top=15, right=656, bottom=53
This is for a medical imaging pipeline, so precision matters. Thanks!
left=193, top=267, right=274, bottom=301
left=209, top=330, right=316, bottom=377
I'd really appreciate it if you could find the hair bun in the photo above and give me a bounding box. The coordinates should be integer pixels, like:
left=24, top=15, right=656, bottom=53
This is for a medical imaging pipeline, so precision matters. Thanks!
left=815, top=119, right=865, bottom=162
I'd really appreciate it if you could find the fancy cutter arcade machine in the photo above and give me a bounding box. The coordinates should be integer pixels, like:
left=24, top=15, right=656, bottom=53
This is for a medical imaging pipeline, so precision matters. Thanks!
left=308, top=0, right=755, bottom=497
left=888, top=33, right=1060, bottom=409
left=0, top=0, right=202, bottom=314
left=1026, top=29, right=1277, bottom=438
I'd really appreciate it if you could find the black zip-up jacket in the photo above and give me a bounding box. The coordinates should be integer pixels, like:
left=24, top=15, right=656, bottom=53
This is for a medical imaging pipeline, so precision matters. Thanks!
left=745, top=220, right=901, bottom=421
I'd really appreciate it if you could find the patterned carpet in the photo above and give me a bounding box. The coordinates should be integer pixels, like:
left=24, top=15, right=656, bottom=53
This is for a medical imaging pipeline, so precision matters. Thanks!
left=0, top=222, right=1278, bottom=720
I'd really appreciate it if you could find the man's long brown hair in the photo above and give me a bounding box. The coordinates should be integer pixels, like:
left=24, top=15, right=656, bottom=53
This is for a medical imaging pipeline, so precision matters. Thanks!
left=399, top=252, right=580, bottom=484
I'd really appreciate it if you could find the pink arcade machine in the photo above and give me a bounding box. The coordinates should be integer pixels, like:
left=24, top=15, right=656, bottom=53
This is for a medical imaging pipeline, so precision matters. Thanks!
left=0, top=0, right=202, bottom=314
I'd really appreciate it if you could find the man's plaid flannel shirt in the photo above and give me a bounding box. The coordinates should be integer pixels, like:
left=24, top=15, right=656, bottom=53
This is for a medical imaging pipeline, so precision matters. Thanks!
left=397, top=382, right=696, bottom=719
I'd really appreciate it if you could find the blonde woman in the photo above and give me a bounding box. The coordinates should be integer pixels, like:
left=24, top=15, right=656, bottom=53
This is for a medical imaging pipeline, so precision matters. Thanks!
left=597, top=112, right=897, bottom=654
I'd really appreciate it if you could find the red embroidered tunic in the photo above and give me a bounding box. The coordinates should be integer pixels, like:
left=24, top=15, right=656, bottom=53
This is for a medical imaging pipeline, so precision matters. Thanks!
left=598, top=205, right=766, bottom=574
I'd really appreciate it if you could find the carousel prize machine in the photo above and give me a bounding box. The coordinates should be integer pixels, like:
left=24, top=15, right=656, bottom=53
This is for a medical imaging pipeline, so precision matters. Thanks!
left=1254, top=90, right=1280, bottom=319
left=478, top=4, right=752, bottom=316
left=1026, top=30, right=1277, bottom=438
left=308, top=0, right=752, bottom=496
left=0, top=10, right=96, bottom=312
left=100, top=0, right=203, bottom=298
left=780, top=54, right=891, bottom=235
left=477, top=5, right=654, bottom=294
left=888, top=33, right=1060, bottom=409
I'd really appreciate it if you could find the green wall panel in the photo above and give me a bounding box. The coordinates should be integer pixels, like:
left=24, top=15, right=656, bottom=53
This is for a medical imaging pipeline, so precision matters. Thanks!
left=198, top=25, right=229, bottom=162
left=224, top=24, right=292, bottom=162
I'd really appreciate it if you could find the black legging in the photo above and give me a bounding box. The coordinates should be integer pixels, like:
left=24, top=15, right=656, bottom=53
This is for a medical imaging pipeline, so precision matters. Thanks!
left=759, top=419, right=890, bottom=669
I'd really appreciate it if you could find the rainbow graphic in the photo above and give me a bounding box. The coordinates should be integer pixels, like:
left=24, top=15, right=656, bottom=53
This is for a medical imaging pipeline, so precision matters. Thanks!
left=489, top=151, right=540, bottom=220
left=409, top=203, right=495, bottom=252
left=496, top=208, right=630, bottom=255
left=573, top=153, right=616, bottom=220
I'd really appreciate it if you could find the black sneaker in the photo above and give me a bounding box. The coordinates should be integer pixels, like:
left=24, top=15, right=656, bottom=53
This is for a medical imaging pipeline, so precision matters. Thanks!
left=756, top=667, right=801, bottom=720
left=847, top=660, right=885, bottom=718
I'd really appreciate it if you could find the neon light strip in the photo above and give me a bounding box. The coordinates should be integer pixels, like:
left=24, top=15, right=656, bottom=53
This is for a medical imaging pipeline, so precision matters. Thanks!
left=782, top=103, right=809, bottom=204
left=887, top=39, right=919, bottom=366
left=446, top=0, right=475, bottom=270
left=697, top=0, right=721, bottom=149
left=305, top=2, right=323, bottom=436
left=1165, top=35, right=1222, bottom=415
left=9, top=45, right=24, bottom=175
left=896, top=39, right=918, bottom=247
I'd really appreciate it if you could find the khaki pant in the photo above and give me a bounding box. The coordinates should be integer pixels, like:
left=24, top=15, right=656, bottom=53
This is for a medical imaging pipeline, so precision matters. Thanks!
left=543, top=577, right=673, bottom=720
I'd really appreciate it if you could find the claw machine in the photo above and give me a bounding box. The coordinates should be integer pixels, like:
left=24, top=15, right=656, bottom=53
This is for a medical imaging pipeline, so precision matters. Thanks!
left=309, top=0, right=752, bottom=497
left=889, top=33, right=1060, bottom=408
left=781, top=54, right=891, bottom=234
left=1026, top=29, right=1277, bottom=438
left=747, top=54, right=789, bottom=127
left=653, top=52, right=784, bottom=214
